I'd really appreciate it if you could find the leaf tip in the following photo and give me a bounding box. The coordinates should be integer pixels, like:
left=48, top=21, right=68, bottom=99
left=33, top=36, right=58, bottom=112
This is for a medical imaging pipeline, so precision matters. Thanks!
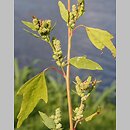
left=99, top=66, right=103, bottom=70
left=44, top=98, right=48, bottom=103
left=21, top=20, right=25, bottom=24
left=96, top=63, right=103, bottom=71
left=16, top=120, right=21, bottom=129
left=58, top=1, right=62, bottom=7
left=16, top=89, right=21, bottom=96
left=38, top=111, right=42, bottom=115
left=58, top=1, right=62, bottom=4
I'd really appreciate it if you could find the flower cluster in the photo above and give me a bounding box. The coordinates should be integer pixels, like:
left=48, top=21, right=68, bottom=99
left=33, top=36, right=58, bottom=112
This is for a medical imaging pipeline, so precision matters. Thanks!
left=50, top=108, right=63, bottom=130
left=77, top=0, right=85, bottom=17
left=68, top=5, right=77, bottom=29
left=52, top=38, right=66, bottom=67
left=68, top=0, right=85, bottom=29
left=75, top=76, right=91, bottom=97
left=74, top=104, right=84, bottom=121
left=32, top=16, right=52, bottom=41
left=73, top=76, right=101, bottom=123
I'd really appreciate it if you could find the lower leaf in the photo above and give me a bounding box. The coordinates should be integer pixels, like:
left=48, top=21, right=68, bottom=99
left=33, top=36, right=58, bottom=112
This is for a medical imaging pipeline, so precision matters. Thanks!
left=16, top=71, right=48, bottom=128
left=39, top=112, right=55, bottom=129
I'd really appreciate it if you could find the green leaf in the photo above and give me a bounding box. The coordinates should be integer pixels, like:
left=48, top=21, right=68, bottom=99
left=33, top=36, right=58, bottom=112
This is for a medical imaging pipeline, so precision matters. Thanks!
left=39, top=112, right=55, bottom=129
left=58, top=1, right=68, bottom=22
left=85, top=112, right=99, bottom=122
left=70, top=56, right=103, bottom=70
left=22, top=21, right=37, bottom=31
left=17, top=71, right=48, bottom=128
left=78, top=0, right=84, bottom=3
left=50, top=22, right=56, bottom=31
left=85, top=107, right=101, bottom=122
left=23, top=29, right=40, bottom=38
left=86, top=27, right=116, bottom=58
left=87, top=76, right=92, bottom=82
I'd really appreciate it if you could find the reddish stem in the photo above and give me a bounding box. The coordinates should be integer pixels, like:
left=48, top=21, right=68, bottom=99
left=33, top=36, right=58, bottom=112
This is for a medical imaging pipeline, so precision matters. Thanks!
left=44, top=66, right=65, bottom=78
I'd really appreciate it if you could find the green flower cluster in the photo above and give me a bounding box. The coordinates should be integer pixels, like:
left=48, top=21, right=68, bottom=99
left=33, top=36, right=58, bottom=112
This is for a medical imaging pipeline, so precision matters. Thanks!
left=73, top=76, right=101, bottom=123
left=50, top=108, right=63, bottom=130
left=73, top=76, right=91, bottom=122
left=52, top=38, right=66, bottom=67
left=74, top=104, right=84, bottom=121
left=68, top=0, right=85, bottom=29
left=68, top=5, right=77, bottom=29
left=77, top=0, right=85, bottom=17
left=75, top=76, right=91, bottom=97
left=32, top=16, right=52, bottom=41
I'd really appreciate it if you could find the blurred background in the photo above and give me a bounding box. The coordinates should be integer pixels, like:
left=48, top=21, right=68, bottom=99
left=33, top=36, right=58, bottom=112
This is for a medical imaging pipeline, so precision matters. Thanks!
left=14, top=0, right=116, bottom=130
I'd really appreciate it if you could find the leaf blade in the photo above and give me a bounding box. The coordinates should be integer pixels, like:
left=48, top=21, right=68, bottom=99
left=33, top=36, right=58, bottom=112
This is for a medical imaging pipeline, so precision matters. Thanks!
left=85, top=112, right=99, bottom=122
left=17, top=71, right=48, bottom=128
left=70, top=56, right=103, bottom=70
left=23, top=29, right=40, bottom=38
left=22, top=20, right=36, bottom=31
left=39, top=112, right=55, bottom=129
left=86, top=27, right=116, bottom=58
left=58, top=1, right=68, bottom=22
left=85, top=107, right=101, bottom=122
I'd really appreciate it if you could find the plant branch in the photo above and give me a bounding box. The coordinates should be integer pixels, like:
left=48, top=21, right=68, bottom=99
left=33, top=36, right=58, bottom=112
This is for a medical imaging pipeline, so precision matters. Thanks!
left=73, top=24, right=86, bottom=34
left=44, top=66, right=65, bottom=78
left=74, top=118, right=84, bottom=128
left=61, top=66, right=66, bottom=78
left=73, top=99, right=84, bottom=128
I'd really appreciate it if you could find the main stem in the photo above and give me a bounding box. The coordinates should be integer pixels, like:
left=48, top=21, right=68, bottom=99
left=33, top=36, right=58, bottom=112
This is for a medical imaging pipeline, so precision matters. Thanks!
left=66, top=0, right=73, bottom=130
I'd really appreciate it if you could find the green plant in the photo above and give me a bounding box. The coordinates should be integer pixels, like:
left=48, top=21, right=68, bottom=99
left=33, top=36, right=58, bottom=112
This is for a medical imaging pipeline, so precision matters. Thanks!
left=16, top=0, right=116, bottom=130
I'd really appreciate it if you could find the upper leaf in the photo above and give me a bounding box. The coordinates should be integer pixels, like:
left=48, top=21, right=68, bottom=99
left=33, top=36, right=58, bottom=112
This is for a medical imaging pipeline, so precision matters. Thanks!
left=22, top=21, right=37, bottom=31
left=70, top=56, right=103, bottom=70
left=17, top=71, right=48, bottom=128
left=58, top=1, right=68, bottom=22
left=39, top=112, right=55, bottom=129
left=50, top=22, right=57, bottom=31
left=23, top=29, right=40, bottom=38
left=86, top=27, right=116, bottom=58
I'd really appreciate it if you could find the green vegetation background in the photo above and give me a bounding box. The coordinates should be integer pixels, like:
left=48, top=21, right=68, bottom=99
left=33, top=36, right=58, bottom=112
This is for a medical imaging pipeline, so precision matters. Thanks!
left=14, top=59, right=116, bottom=130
